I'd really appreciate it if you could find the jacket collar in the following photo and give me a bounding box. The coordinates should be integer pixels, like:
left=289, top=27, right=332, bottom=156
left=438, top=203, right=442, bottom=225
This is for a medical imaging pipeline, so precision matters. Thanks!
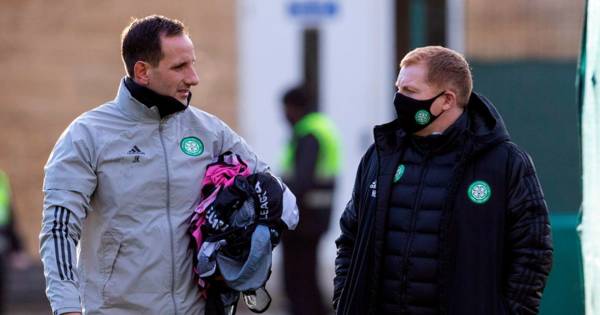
left=115, top=77, right=190, bottom=121
left=410, top=111, right=468, bottom=154
left=373, top=120, right=405, bottom=156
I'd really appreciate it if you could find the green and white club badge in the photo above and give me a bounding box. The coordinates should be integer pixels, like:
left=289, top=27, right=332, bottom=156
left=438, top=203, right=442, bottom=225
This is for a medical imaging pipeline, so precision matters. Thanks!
left=393, top=164, right=405, bottom=183
left=180, top=137, right=204, bottom=156
left=414, top=110, right=431, bottom=125
left=468, top=180, right=492, bottom=204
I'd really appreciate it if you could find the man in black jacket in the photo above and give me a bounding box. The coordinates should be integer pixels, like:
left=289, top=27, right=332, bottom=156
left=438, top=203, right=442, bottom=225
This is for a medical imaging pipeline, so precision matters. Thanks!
left=333, top=46, right=552, bottom=315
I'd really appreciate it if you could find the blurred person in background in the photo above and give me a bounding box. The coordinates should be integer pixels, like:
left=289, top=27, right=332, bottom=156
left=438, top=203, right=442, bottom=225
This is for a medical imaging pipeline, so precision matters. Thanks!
left=281, top=86, right=341, bottom=315
left=333, top=46, right=553, bottom=315
left=38, top=15, right=292, bottom=315
left=0, top=169, right=31, bottom=314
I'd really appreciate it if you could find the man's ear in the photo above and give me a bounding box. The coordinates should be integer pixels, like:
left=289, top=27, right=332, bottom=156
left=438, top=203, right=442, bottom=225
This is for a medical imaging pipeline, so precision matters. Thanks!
left=442, top=90, right=458, bottom=111
left=133, top=61, right=151, bottom=86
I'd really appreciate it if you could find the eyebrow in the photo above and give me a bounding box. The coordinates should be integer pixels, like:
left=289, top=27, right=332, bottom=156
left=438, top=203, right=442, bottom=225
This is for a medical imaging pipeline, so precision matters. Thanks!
left=170, top=61, right=188, bottom=69
left=171, top=57, right=197, bottom=69
left=400, top=85, right=419, bottom=93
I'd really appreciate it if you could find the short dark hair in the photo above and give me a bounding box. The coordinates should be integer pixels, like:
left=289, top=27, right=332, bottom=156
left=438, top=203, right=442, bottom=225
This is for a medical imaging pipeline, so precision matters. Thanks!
left=121, top=15, right=186, bottom=77
left=282, top=86, right=310, bottom=110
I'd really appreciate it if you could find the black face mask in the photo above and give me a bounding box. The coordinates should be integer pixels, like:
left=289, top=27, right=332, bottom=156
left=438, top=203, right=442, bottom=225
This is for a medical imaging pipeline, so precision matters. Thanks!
left=393, top=91, right=445, bottom=133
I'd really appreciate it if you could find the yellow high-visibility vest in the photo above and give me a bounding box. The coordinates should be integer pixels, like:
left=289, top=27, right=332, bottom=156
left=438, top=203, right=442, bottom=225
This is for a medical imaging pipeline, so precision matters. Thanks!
left=0, top=170, right=11, bottom=226
left=281, top=112, right=341, bottom=180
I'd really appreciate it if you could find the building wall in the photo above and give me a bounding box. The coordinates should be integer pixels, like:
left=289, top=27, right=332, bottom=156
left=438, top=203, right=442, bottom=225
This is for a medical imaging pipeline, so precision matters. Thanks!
left=0, top=1, right=237, bottom=258
left=466, top=0, right=585, bottom=60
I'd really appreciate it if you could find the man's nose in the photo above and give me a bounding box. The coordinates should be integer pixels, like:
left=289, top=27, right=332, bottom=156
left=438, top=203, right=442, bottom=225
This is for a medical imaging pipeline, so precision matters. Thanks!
left=185, top=67, right=200, bottom=86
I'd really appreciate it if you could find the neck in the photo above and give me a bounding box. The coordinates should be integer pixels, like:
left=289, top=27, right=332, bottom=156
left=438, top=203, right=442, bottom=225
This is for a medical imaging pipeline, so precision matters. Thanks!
left=414, top=106, right=464, bottom=136
left=292, top=111, right=311, bottom=125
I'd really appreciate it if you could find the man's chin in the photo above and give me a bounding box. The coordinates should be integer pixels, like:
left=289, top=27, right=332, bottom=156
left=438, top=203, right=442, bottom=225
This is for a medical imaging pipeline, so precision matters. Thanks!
left=176, top=93, right=190, bottom=104
left=174, top=95, right=189, bottom=104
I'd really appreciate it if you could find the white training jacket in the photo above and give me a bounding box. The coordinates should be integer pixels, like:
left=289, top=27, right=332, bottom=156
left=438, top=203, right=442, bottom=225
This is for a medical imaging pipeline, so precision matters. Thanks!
left=40, top=79, right=298, bottom=315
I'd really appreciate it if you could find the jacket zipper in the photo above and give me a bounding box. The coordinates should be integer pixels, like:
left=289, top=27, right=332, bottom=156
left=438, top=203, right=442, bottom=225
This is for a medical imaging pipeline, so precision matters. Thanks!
left=399, top=156, right=430, bottom=308
left=159, top=120, right=178, bottom=315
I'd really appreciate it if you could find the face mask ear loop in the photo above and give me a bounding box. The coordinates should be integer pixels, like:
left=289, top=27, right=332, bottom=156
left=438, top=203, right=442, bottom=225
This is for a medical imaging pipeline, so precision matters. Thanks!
left=431, top=90, right=446, bottom=103
left=430, top=91, right=447, bottom=117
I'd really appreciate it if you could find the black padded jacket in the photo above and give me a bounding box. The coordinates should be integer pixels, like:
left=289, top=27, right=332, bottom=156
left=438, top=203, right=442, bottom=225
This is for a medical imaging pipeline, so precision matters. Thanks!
left=333, top=92, right=553, bottom=315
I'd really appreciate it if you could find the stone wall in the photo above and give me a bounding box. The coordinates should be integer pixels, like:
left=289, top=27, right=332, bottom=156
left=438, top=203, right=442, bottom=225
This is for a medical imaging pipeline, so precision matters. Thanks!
left=0, top=0, right=237, bottom=257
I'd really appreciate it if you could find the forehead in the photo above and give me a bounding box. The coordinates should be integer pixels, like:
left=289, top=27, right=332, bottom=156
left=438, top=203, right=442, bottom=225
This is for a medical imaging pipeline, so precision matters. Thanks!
left=396, top=62, right=429, bottom=87
left=159, top=34, right=196, bottom=61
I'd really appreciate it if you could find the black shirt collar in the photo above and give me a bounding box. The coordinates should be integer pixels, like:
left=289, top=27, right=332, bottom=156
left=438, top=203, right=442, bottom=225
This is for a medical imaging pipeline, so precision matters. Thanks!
left=124, top=77, right=190, bottom=119
left=410, top=110, right=468, bottom=153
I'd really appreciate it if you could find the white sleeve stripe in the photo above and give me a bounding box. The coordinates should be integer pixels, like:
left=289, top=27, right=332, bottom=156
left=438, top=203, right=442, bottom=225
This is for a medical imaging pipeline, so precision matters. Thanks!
left=52, top=206, right=76, bottom=281
left=51, top=206, right=65, bottom=281
left=64, top=208, right=75, bottom=280
left=58, top=207, right=69, bottom=280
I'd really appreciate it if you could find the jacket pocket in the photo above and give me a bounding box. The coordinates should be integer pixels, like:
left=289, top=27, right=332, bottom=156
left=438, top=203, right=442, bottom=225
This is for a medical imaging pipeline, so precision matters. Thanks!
left=99, top=232, right=122, bottom=298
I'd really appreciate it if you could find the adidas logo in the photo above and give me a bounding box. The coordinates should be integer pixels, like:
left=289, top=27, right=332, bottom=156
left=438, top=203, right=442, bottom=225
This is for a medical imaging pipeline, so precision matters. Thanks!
left=127, top=145, right=145, bottom=155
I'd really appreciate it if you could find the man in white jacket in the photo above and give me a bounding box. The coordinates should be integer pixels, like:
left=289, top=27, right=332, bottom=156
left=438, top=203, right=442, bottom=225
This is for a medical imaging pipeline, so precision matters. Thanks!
left=39, top=15, right=297, bottom=315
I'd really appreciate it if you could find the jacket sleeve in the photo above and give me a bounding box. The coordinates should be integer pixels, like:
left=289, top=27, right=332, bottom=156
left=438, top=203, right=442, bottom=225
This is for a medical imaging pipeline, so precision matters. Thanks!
left=216, top=119, right=269, bottom=174
left=40, top=122, right=97, bottom=315
left=333, top=196, right=358, bottom=310
left=333, top=153, right=366, bottom=310
left=216, top=118, right=299, bottom=230
left=504, top=147, right=553, bottom=315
